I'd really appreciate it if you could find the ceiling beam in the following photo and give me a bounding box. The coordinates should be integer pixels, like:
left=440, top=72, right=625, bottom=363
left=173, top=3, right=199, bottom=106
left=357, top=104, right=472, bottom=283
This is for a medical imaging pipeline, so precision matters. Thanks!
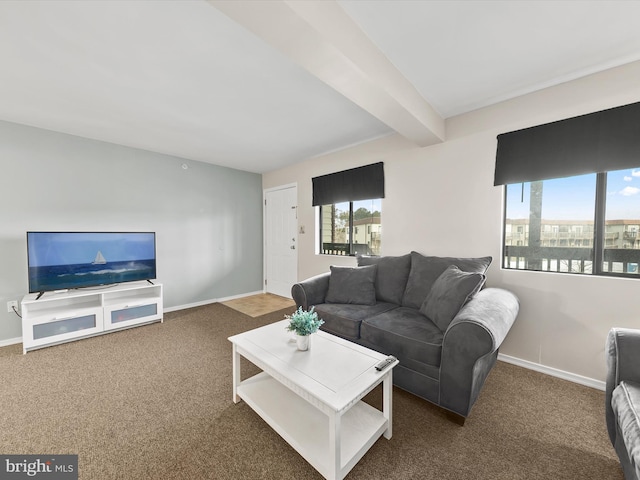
left=208, top=0, right=445, bottom=147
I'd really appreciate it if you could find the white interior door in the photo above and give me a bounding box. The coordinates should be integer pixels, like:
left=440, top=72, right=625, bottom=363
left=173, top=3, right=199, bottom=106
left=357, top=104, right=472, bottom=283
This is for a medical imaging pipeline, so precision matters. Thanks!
left=265, top=185, right=298, bottom=298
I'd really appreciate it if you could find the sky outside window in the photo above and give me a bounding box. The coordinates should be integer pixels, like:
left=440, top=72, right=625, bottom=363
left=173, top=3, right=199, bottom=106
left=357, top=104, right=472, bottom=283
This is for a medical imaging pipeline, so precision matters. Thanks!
left=505, top=168, right=640, bottom=221
left=505, top=173, right=596, bottom=221
left=606, top=168, right=640, bottom=219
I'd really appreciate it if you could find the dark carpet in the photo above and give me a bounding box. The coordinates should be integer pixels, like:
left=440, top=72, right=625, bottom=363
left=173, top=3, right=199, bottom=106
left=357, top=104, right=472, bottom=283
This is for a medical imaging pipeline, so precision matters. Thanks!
left=0, top=303, right=622, bottom=479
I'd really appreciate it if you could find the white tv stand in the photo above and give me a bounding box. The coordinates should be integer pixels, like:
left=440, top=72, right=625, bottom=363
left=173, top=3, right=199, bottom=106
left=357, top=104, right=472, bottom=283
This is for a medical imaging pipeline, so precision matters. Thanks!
left=20, top=281, right=163, bottom=354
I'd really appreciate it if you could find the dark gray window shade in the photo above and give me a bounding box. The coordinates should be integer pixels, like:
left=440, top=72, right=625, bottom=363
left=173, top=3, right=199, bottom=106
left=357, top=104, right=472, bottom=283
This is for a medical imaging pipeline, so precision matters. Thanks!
left=494, top=101, right=640, bottom=186
left=312, top=162, right=384, bottom=206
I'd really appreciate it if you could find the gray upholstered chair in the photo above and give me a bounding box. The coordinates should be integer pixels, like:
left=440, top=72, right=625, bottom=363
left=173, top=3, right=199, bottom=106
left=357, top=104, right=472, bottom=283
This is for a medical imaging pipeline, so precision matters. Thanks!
left=606, top=328, right=640, bottom=480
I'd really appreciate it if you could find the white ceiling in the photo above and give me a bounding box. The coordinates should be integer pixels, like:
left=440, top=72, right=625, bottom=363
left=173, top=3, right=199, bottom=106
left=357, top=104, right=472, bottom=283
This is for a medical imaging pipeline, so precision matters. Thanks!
left=1, top=0, right=640, bottom=174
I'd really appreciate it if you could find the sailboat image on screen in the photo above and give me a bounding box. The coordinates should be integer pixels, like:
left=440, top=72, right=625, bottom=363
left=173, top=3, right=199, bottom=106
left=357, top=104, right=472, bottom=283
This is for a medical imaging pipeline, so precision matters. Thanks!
left=92, top=251, right=107, bottom=265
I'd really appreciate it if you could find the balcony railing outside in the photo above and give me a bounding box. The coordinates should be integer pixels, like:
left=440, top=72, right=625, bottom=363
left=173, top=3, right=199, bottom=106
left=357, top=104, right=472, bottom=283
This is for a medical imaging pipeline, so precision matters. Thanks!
left=321, top=242, right=375, bottom=256
left=321, top=242, right=350, bottom=256
left=540, top=231, right=596, bottom=240
left=504, top=246, right=640, bottom=274
left=506, top=232, right=617, bottom=243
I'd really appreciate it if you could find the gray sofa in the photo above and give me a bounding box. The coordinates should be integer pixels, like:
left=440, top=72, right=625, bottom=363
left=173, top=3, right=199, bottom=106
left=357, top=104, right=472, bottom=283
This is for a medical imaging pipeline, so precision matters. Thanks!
left=291, top=251, right=519, bottom=422
left=606, top=328, right=640, bottom=479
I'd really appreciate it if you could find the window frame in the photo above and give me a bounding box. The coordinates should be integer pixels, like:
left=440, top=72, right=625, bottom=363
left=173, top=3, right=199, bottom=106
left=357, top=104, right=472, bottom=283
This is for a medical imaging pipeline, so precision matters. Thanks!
left=318, top=200, right=381, bottom=256
left=502, top=171, right=640, bottom=279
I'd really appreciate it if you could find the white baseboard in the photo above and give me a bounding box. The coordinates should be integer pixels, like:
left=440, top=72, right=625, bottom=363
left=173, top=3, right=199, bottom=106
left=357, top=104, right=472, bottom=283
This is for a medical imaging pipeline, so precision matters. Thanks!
left=0, top=336, right=22, bottom=348
left=163, top=290, right=264, bottom=313
left=498, top=353, right=605, bottom=391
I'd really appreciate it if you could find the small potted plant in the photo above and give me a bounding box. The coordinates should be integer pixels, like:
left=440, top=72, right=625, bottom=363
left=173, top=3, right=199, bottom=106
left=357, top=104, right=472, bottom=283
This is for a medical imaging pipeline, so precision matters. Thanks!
left=285, top=306, right=324, bottom=351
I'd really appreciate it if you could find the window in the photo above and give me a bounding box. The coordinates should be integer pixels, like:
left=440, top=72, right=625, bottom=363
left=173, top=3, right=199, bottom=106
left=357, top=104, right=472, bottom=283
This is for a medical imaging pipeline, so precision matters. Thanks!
left=495, top=100, right=640, bottom=277
left=503, top=168, right=640, bottom=276
left=319, top=199, right=382, bottom=256
left=312, top=162, right=384, bottom=256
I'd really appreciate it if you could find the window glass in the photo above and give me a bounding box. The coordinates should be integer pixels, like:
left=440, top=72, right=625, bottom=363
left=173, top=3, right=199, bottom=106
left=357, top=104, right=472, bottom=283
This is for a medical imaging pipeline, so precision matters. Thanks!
left=320, top=199, right=381, bottom=256
left=603, top=168, right=640, bottom=274
left=352, top=199, right=381, bottom=256
left=320, top=201, right=349, bottom=255
left=504, top=174, right=596, bottom=273
left=505, top=169, right=640, bottom=277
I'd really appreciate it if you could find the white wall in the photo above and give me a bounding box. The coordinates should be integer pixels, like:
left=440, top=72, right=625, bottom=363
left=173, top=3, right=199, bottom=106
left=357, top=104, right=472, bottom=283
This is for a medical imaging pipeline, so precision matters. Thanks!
left=0, top=121, right=264, bottom=343
left=263, top=60, right=640, bottom=384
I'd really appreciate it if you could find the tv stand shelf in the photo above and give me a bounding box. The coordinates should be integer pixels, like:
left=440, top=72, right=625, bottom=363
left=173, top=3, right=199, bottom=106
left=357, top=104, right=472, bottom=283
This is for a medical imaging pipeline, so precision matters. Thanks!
left=21, top=282, right=163, bottom=354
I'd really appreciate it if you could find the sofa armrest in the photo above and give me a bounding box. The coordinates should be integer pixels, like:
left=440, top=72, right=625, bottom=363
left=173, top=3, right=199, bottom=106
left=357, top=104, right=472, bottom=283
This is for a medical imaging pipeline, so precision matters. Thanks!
left=606, top=328, right=640, bottom=446
left=291, top=272, right=331, bottom=311
left=439, top=288, right=519, bottom=417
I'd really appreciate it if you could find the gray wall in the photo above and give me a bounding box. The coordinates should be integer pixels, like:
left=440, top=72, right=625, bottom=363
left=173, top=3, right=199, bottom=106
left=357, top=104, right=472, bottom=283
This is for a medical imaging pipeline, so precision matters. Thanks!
left=0, top=120, right=263, bottom=342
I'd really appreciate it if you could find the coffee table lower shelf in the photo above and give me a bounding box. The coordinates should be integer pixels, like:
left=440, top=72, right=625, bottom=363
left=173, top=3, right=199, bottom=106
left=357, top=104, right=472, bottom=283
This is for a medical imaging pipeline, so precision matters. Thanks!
left=237, top=372, right=388, bottom=480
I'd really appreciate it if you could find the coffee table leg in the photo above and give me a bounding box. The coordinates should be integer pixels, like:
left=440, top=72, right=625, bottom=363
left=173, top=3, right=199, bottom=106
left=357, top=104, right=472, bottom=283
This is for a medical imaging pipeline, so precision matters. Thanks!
left=232, top=344, right=241, bottom=404
left=383, top=370, right=393, bottom=439
left=328, top=412, right=341, bottom=480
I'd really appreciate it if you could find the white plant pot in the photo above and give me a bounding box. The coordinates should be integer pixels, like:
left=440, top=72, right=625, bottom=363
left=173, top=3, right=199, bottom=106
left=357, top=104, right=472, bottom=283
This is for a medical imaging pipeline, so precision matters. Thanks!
left=296, top=334, right=310, bottom=351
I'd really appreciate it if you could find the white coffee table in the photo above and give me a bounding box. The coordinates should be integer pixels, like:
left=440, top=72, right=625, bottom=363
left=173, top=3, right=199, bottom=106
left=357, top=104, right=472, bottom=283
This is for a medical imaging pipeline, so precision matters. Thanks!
left=228, top=320, right=398, bottom=480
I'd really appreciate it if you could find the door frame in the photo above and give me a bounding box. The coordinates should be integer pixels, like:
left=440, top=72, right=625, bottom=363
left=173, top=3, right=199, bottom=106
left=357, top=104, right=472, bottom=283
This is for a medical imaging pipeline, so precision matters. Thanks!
left=263, top=183, right=298, bottom=295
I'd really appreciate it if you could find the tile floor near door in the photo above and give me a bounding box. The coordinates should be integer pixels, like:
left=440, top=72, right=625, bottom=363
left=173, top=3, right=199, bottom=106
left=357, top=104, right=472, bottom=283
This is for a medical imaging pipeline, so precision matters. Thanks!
left=221, top=293, right=296, bottom=317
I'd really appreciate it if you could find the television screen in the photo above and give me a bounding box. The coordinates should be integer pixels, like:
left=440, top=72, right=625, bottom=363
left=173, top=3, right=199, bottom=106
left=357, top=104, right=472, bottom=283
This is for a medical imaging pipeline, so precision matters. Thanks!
left=27, top=232, right=157, bottom=294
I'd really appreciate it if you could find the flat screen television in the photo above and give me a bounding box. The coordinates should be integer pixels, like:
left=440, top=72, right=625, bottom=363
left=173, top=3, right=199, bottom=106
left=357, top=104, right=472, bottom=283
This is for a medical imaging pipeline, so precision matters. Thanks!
left=27, top=232, right=157, bottom=297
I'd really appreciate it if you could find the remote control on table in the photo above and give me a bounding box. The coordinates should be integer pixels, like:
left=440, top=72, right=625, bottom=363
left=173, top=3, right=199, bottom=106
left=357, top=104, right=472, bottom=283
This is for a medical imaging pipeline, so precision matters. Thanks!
left=375, top=356, right=397, bottom=371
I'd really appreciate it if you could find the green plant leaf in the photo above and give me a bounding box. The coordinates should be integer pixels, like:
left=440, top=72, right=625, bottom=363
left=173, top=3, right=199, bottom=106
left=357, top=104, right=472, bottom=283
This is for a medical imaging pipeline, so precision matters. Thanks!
left=285, top=306, right=324, bottom=336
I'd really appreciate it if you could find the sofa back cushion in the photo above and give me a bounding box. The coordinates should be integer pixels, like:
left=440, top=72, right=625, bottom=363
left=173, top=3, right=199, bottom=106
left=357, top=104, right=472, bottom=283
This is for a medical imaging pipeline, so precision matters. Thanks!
left=357, top=254, right=411, bottom=305
left=325, top=265, right=377, bottom=305
left=419, top=265, right=486, bottom=331
left=401, top=251, right=492, bottom=309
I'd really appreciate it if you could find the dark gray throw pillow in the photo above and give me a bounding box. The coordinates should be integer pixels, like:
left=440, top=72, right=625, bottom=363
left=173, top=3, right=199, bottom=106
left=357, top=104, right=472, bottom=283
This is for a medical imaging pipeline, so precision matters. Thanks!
left=325, top=265, right=377, bottom=306
left=357, top=254, right=411, bottom=305
left=420, top=265, right=486, bottom=331
left=402, top=251, right=492, bottom=309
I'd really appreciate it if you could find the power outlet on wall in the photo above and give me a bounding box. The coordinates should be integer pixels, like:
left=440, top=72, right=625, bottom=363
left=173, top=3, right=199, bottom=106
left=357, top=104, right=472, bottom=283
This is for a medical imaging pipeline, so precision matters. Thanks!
left=7, top=300, right=18, bottom=313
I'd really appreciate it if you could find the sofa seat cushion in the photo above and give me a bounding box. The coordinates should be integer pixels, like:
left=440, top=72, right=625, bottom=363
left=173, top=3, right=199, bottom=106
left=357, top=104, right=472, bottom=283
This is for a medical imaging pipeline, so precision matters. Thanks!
left=314, top=302, right=398, bottom=340
left=357, top=254, right=411, bottom=305
left=402, top=251, right=492, bottom=309
left=360, top=307, right=444, bottom=368
left=612, top=380, right=640, bottom=477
